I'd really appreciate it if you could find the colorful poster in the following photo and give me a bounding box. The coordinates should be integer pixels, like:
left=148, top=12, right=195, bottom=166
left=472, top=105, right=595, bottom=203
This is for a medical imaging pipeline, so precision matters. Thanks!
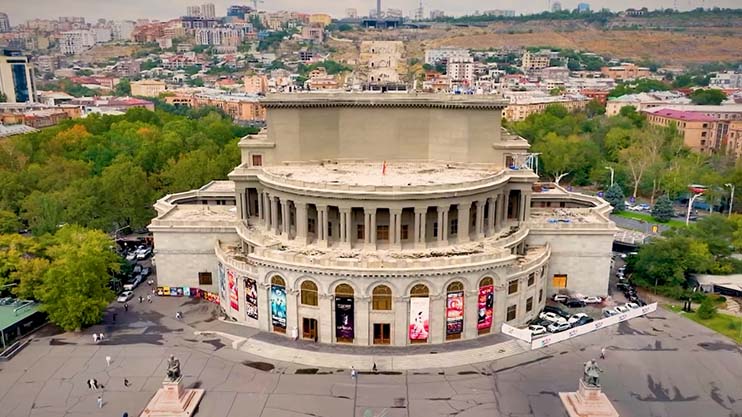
left=244, top=278, right=258, bottom=320
left=218, top=263, right=227, bottom=306
left=409, top=297, right=430, bottom=340
left=173, top=287, right=184, bottom=296
left=477, top=285, right=494, bottom=330
left=446, top=291, right=464, bottom=335
left=227, top=269, right=239, bottom=311
left=202, top=291, right=219, bottom=304
left=335, top=296, right=354, bottom=340
left=270, top=285, right=287, bottom=329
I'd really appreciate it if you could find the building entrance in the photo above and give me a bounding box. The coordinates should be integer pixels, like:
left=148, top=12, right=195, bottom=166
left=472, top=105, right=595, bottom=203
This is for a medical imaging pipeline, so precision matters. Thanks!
left=373, top=323, right=391, bottom=345
left=302, top=318, right=318, bottom=341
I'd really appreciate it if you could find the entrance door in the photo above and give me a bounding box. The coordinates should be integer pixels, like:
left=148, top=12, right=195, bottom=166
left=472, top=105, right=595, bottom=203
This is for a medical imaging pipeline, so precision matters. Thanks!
left=302, top=318, right=318, bottom=341
left=373, top=323, right=391, bottom=345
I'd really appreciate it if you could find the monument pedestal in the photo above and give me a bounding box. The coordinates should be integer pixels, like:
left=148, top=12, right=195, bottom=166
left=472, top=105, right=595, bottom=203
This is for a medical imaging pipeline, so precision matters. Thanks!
left=559, top=379, right=619, bottom=417
left=140, top=377, right=204, bottom=417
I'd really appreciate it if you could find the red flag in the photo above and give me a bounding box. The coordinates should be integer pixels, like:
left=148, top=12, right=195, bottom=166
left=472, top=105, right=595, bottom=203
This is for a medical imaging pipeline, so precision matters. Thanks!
left=382, top=161, right=387, bottom=176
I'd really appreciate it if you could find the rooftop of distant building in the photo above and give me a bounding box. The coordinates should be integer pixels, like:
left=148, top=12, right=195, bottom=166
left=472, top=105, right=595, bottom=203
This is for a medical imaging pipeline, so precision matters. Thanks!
left=260, top=93, right=509, bottom=109
left=648, top=108, right=719, bottom=122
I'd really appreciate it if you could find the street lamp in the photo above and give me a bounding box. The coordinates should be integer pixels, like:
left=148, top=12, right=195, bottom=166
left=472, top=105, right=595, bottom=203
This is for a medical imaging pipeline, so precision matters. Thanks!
left=604, top=166, right=614, bottom=187
left=687, top=192, right=703, bottom=226
left=725, top=183, right=735, bottom=217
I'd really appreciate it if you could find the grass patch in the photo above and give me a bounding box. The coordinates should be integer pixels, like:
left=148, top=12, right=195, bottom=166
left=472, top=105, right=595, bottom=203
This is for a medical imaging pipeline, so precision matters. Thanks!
left=666, top=305, right=742, bottom=344
left=614, top=211, right=686, bottom=228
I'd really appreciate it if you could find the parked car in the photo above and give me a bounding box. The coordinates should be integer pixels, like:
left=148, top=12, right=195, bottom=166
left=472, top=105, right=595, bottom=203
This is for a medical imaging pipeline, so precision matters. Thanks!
left=582, top=296, right=603, bottom=304
left=616, top=282, right=630, bottom=291
left=133, top=264, right=142, bottom=274
left=136, top=247, right=152, bottom=260
left=565, top=298, right=586, bottom=308
left=603, top=308, right=619, bottom=317
left=573, top=316, right=594, bottom=326
left=567, top=313, right=589, bottom=325
left=539, top=312, right=567, bottom=324
left=543, top=305, right=570, bottom=318
left=615, top=305, right=631, bottom=313
left=529, top=324, right=547, bottom=336
left=625, top=302, right=640, bottom=309
left=547, top=322, right=572, bottom=333
left=125, top=252, right=137, bottom=262
left=141, top=267, right=151, bottom=277
left=552, top=294, right=570, bottom=303
left=123, top=275, right=143, bottom=291
left=117, top=291, right=134, bottom=303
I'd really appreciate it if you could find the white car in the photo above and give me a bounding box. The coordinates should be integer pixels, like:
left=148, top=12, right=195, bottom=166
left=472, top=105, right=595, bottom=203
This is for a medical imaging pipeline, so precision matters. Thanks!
left=567, top=313, right=588, bottom=325
left=125, top=252, right=137, bottom=262
left=615, top=305, right=631, bottom=313
left=547, top=322, right=572, bottom=333
left=529, top=325, right=547, bottom=336
left=539, top=312, right=567, bottom=324
left=117, top=291, right=134, bottom=303
left=136, top=247, right=152, bottom=260
left=582, top=296, right=603, bottom=304
left=603, top=308, right=618, bottom=317
left=552, top=294, right=569, bottom=303
left=625, top=302, right=639, bottom=309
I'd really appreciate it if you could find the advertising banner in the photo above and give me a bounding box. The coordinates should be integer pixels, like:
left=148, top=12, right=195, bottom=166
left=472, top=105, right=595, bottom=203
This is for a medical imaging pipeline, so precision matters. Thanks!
left=446, top=291, right=464, bottom=335
left=218, top=262, right=227, bottom=307
left=335, top=296, right=355, bottom=340
left=501, top=322, right=533, bottom=343
left=227, top=269, right=239, bottom=311
left=270, top=285, right=286, bottom=329
left=244, top=278, right=259, bottom=320
left=202, top=291, right=219, bottom=304
left=477, top=285, right=494, bottom=330
left=531, top=303, right=657, bottom=350
left=409, top=297, right=430, bottom=340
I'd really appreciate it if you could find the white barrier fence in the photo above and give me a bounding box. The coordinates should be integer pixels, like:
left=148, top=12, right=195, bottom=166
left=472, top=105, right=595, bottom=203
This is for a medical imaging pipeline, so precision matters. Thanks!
left=501, top=322, right=533, bottom=343
left=530, top=302, right=658, bottom=350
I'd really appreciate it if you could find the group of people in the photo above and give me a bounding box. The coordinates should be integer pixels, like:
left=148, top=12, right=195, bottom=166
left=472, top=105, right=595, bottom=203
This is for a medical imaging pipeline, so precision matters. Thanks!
left=92, top=333, right=106, bottom=343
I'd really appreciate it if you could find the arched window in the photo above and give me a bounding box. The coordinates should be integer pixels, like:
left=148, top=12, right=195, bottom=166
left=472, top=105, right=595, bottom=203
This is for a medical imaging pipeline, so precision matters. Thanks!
left=479, top=277, right=493, bottom=287
left=335, top=284, right=355, bottom=343
left=335, top=283, right=354, bottom=296
left=271, top=275, right=286, bottom=287
left=477, top=277, right=495, bottom=335
left=447, top=281, right=464, bottom=292
left=409, top=284, right=430, bottom=343
left=270, top=275, right=287, bottom=333
left=410, top=284, right=429, bottom=297
left=446, top=281, right=465, bottom=340
left=300, top=280, right=318, bottom=306
left=372, top=285, right=392, bottom=311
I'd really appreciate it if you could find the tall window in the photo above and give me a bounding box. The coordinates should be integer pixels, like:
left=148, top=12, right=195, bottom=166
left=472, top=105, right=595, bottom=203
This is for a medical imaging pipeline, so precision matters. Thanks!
left=506, top=305, right=517, bottom=321
left=372, top=285, right=392, bottom=311
left=198, top=272, right=212, bottom=285
left=528, top=273, right=535, bottom=287
left=508, top=279, right=518, bottom=295
left=450, top=219, right=458, bottom=235
left=433, top=222, right=438, bottom=238
left=410, top=284, right=429, bottom=297
left=251, top=154, right=263, bottom=166
left=300, top=280, right=318, bottom=306
left=308, top=218, right=316, bottom=234
left=377, top=225, right=389, bottom=241
left=401, top=224, right=409, bottom=240
left=539, top=289, right=543, bottom=302
left=526, top=297, right=533, bottom=312
left=357, top=224, right=365, bottom=240
left=327, top=222, right=332, bottom=237
left=553, top=275, right=567, bottom=288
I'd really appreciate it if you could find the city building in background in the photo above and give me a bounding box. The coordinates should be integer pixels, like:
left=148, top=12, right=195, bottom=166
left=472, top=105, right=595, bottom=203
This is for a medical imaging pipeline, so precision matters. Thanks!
left=0, top=12, right=10, bottom=33
left=0, top=49, right=35, bottom=103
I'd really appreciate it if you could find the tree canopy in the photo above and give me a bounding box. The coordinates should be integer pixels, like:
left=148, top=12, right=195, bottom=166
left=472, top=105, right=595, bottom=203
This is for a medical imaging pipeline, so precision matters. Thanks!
left=689, top=89, right=727, bottom=105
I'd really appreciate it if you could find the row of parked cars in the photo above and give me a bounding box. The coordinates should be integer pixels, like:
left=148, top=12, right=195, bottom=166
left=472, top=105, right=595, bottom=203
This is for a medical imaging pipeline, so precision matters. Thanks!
left=551, top=293, right=603, bottom=308
left=124, top=245, right=153, bottom=262
left=117, top=263, right=153, bottom=302
left=528, top=305, right=595, bottom=335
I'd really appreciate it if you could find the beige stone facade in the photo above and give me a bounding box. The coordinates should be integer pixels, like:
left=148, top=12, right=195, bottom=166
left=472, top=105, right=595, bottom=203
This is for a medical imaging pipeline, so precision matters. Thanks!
left=130, top=79, right=166, bottom=97
left=150, top=93, right=616, bottom=347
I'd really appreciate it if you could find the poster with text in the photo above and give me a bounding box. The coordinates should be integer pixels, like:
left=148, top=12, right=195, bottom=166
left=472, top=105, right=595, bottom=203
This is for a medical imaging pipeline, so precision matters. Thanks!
left=244, top=277, right=259, bottom=320
left=227, top=269, right=239, bottom=311
left=409, top=297, right=430, bottom=340
left=218, top=263, right=227, bottom=307
left=477, top=285, right=494, bottom=330
left=270, top=285, right=287, bottom=329
left=335, top=296, right=355, bottom=340
left=446, top=291, right=464, bottom=335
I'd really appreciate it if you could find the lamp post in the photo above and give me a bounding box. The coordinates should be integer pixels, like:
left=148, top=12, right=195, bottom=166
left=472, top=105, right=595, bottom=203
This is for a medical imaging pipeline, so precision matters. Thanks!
left=725, top=183, right=735, bottom=217
left=686, top=192, right=703, bottom=226
left=604, top=166, right=614, bottom=187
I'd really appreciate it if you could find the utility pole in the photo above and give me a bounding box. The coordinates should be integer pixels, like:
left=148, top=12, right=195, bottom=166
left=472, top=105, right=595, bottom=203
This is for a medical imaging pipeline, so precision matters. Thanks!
left=604, top=166, right=614, bottom=187
left=687, top=192, right=703, bottom=226
left=726, top=183, right=735, bottom=217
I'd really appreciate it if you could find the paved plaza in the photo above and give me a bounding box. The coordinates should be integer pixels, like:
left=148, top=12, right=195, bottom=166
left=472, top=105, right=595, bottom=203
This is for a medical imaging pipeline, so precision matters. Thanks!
left=0, top=288, right=740, bottom=417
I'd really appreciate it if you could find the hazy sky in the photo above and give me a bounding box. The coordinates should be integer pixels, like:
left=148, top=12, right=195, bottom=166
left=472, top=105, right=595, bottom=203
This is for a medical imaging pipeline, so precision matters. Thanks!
left=3, top=0, right=740, bottom=23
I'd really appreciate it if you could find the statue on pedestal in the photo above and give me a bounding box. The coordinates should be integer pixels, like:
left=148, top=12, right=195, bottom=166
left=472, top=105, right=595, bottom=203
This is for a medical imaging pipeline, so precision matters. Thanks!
left=166, top=355, right=181, bottom=381
left=582, top=359, right=603, bottom=387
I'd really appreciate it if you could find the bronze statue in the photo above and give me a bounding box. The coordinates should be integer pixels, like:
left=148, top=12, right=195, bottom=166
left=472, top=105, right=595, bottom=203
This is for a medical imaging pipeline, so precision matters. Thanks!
left=166, top=355, right=181, bottom=381
left=583, top=359, right=602, bottom=387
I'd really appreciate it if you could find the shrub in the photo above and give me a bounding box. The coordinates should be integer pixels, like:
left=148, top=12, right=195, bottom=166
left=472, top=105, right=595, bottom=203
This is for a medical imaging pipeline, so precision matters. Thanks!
left=696, top=298, right=717, bottom=320
left=651, top=195, right=674, bottom=223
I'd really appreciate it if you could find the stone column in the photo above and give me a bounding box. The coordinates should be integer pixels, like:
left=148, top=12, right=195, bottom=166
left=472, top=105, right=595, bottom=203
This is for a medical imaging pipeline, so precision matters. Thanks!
left=281, top=200, right=289, bottom=236
left=262, top=193, right=269, bottom=226
left=518, top=191, right=526, bottom=223
left=390, top=208, right=402, bottom=249
left=295, top=202, right=308, bottom=244
left=458, top=201, right=470, bottom=243
left=436, top=207, right=444, bottom=243
left=464, top=288, right=479, bottom=339
left=475, top=199, right=486, bottom=239
left=414, top=207, right=426, bottom=249
left=271, top=197, right=280, bottom=235
left=355, top=296, right=370, bottom=345
left=339, top=207, right=352, bottom=249
left=523, top=193, right=531, bottom=222
left=429, top=294, right=445, bottom=344
left=244, top=189, right=251, bottom=218
left=236, top=190, right=245, bottom=221
left=317, top=205, right=328, bottom=247
left=258, top=282, right=271, bottom=332
left=442, top=208, right=449, bottom=243
left=319, top=294, right=333, bottom=343
left=346, top=208, right=353, bottom=248
left=369, top=209, right=377, bottom=246
left=503, top=191, right=510, bottom=224
left=364, top=208, right=371, bottom=246
left=487, top=197, right=496, bottom=236
left=393, top=297, right=408, bottom=346
left=286, top=288, right=298, bottom=339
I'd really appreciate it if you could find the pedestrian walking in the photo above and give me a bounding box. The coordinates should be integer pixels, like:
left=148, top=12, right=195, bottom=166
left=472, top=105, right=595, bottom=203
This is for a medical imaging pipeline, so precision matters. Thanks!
left=176, top=311, right=182, bottom=320
left=93, top=333, right=98, bottom=344
left=99, top=333, right=105, bottom=343
left=147, top=295, right=152, bottom=303
left=600, top=347, right=606, bottom=360
left=92, top=379, right=99, bottom=390
left=372, top=363, right=377, bottom=373
left=351, top=366, right=357, bottom=380
left=123, top=412, right=129, bottom=417
left=112, top=313, right=117, bottom=323
left=97, top=395, right=103, bottom=409
left=87, top=379, right=95, bottom=391
left=139, top=296, right=143, bottom=303
left=124, top=303, right=128, bottom=312
left=123, top=378, right=130, bottom=387
left=106, top=355, right=112, bottom=367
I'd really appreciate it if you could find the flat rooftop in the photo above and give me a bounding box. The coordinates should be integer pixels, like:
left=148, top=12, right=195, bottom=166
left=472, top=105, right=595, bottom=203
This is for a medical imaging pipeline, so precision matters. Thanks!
left=262, top=161, right=501, bottom=188
left=200, top=180, right=235, bottom=194
left=0, top=299, right=40, bottom=331
left=261, top=93, right=509, bottom=109
left=157, top=205, right=237, bottom=224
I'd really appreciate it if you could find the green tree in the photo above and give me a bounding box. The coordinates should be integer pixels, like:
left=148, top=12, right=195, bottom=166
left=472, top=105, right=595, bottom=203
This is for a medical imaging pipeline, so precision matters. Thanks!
left=696, top=297, right=717, bottom=319
left=34, top=226, right=119, bottom=331
left=632, top=236, right=714, bottom=287
left=114, top=78, right=131, bottom=96
left=99, top=157, right=154, bottom=230
left=689, top=89, right=727, bottom=105
left=532, top=133, right=599, bottom=185
left=0, top=92, right=7, bottom=102
left=0, top=209, right=21, bottom=233
left=604, top=183, right=625, bottom=212
left=651, top=195, right=674, bottom=222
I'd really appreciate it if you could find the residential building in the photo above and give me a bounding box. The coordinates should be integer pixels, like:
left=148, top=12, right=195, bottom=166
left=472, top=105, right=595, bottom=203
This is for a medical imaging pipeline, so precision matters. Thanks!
left=309, top=13, right=332, bottom=27
left=201, top=3, right=216, bottom=18
left=0, top=49, right=35, bottom=103
left=301, top=24, right=324, bottom=43
left=193, top=91, right=266, bottom=122
left=244, top=74, right=269, bottom=95
left=726, top=121, right=742, bottom=159
left=644, top=108, right=724, bottom=154
left=346, top=8, right=358, bottom=19
left=605, top=91, right=691, bottom=116
left=34, top=55, right=62, bottom=74
left=624, top=7, right=648, bottom=16
left=112, top=20, right=136, bottom=40
left=359, top=41, right=404, bottom=85
left=187, top=5, right=202, bottom=17
left=430, top=10, right=445, bottom=19
left=424, top=47, right=470, bottom=65
left=484, top=10, right=516, bottom=17
left=386, top=8, right=403, bottom=18
left=195, top=28, right=241, bottom=46
left=60, top=30, right=96, bottom=55
left=577, top=2, right=590, bottom=12
left=92, top=27, right=112, bottom=43
left=227, top=5, right=253, bottom=18
left=552, top=1, right=562, bottom=12
left=0, top=12, right=10, bottom=33
left=130, top=79, right=167, bottom=97
left=580, top=89, right=610, bottom=105
left=540, top=66, right=570, bottom=82
left=149, top=93, right=616, bottom=346
left=600, top=63, right=651, bottom=81
left=710, top=71, right=742, bottom=89
left=521, top=50, right=551, bottom=72
left=20, top=109, right=70, bottom=128
left=503, top=94, right=589, bottom=121
left=447, top=57, right=474, bottom=86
